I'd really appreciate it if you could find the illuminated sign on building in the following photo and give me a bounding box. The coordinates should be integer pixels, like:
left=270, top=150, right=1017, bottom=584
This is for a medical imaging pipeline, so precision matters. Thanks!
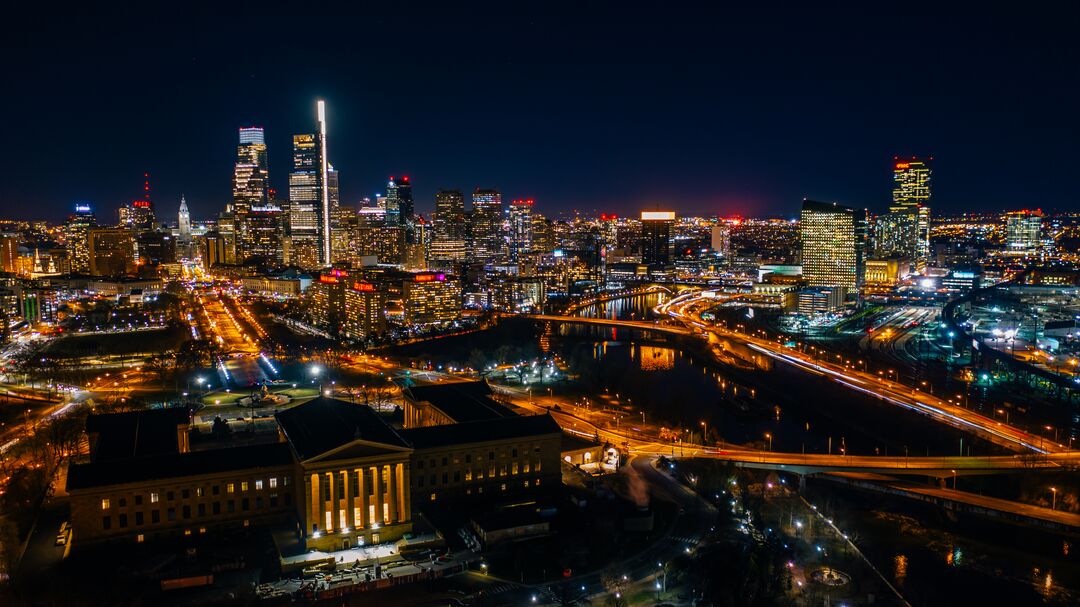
left=641, top=211, right=675, bottom=221
left=352, top=281, right=375, bottom=292
left=413, top=272, right=446, bottom=283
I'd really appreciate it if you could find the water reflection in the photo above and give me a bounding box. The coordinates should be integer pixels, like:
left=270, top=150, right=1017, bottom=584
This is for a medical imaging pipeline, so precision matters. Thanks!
left=893, top=554, right=908, bottom=586
left=638, top=345, right=675, bottom=372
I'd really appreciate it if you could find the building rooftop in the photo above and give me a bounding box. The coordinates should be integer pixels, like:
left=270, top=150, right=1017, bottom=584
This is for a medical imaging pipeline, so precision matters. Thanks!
left=405, top=381, right=515, bottom=423
left=560, top=431, right=602, bottom=453
left=85, top=407, right=190, bottom=461
left=67, top=442, right=294, bottom=491
left=275, top=396, right=408, bottom=460
left=401, top=414, right=561, bottom=450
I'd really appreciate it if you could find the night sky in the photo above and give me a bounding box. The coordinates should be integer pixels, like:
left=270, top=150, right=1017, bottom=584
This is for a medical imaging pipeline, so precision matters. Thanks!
left=3, top=6, right=1079, bottom=223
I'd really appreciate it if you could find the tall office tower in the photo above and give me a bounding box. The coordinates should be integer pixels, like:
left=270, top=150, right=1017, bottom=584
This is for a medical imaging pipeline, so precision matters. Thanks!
left=88, top=227, right=136, bottom=276
left=800, top=199, right=868, bottom=293
left=128, top=172, right=156, bottom=232
left=433, top=189, right=466, bottom=240
left=1005, top=210, right=1044, bottom=255
left=65, top=203, right=97, bottom=274
left=507, top=199, right=534, bottom=261
left=288, top=133, right=321, bottom=268
left=217, top=210, right=238, bottom=265
left=316, top=100, right=331, bottom=266
left=890, top=158, right=931, bottom=213
left=286, top=101, right=332, bottom=269
left=531, top=213, right=556, bottom=256
left=430, top=190, right=467, bottom=268
left=384, top=176, right=412, bottom=229
left=404, top=216, right=430, bottom=271
left=247, top=202, right=285, bottom=265
left=887, top=157, right=932, bottom=269
left=470, top=188, right=504, bottom=261
left=178, top=196, right=191, bottom=242
left=640, top=211, right=675, bottom=265
left=233, top=127, right=270, bottom=261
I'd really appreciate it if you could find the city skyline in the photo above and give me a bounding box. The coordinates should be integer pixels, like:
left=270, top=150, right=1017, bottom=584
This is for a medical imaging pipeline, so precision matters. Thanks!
left=4, top=8, right=1080, bottom=222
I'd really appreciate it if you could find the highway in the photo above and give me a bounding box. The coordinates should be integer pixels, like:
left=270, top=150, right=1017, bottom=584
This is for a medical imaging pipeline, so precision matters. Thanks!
left=649, top=291, right=1062, bottom=454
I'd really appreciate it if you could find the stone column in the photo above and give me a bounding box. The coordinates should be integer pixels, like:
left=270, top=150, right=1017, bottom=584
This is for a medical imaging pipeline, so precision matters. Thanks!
left=307, top=473, right=318, bottom=534
left=325, top=471, right=334, bottom=531
left=372, top=465, right=383, bottom=525
left=388, top=462, right=399, bottom=523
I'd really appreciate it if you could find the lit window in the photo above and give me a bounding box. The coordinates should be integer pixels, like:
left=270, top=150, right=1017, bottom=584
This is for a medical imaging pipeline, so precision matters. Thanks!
left=430, top=493, right=436, bottom=501
left=150, top=492, right=159, bottom=503
left=255, top=480, right=263, bottom=491
left=325, top=511, right=332, bottom=531
left=500, top=483, right=507, bottom=492
left=269, top=477, right=278, bottom=489
left=241, top=481, right=249, bottom=492
left=199, top=527, right=206, bottom=534
left=101, top=498, right=111, bottom=510
left=184, top=529, right=192, bottom=536
left=196, top=487, right=204, bottom=497
left=136, top=534, right=144, bottom=543
left=227, top=483, right=235, bottom=494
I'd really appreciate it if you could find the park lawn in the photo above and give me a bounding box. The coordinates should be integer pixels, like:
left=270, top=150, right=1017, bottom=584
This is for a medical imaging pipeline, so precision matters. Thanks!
left=44, top=326, right=188, bottom=358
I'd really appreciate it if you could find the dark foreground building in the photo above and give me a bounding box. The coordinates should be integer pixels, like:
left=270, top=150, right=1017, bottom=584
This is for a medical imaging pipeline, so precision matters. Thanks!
left=66, top=381, right=563, bottom=553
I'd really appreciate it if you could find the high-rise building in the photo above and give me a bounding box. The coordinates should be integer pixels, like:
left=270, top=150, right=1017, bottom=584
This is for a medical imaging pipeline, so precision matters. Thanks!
left=247, top=202, right=285, bottom=265
left=233, top=127, right=270, bottom=261
left=507, top=199, right=534, bottom=261
left=470, top=189, right=503, bottom=262
left=385, top=175, right=415, bottom=240
left=800, top=199, right=867, bottom=293
left=317, top=101, right=331, bottom=267
left=640, top=211, right=675, bottom=265
left=288, top=133, right=321, bottom=268
left=433, top=190, right=466, bottom=240
left=886, top=157, right=932, bottom=269
left=890, top=158, right=931, bottom=214
left=124, top=173, right=156, bottom=232
left=88, top=227, right=136, bottom=276
left=65, top=203, right=97, bottom=274
left=287, top=101, right=333, bottom=269
left=1005, top=210, right=1043, bottom=255
left=178, top=196, right=191, bottom=242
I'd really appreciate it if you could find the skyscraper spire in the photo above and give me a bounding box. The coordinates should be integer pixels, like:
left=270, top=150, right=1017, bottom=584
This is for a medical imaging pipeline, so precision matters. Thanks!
left=317, top=99, right=331, bottom=267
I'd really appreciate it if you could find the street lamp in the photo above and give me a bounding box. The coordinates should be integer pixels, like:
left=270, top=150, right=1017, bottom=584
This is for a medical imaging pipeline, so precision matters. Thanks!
left=1051, top=487, right=1058, bottom=511
left=700, top=420, right=707, bottom=445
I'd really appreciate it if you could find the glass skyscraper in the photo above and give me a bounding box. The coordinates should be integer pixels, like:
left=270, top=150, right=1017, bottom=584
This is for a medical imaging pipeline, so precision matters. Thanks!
left=800, top=199, right=867, bottom=293
left=233, top=127, right=269, bottom=262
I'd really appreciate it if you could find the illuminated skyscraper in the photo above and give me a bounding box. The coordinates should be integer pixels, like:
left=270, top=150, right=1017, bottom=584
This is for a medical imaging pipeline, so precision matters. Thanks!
left=287, top=101, right=332, bottom=268
left=640, top=211, right=675, bottom=265
left=470, top=188, right=503, bottom=261
left=430, top=189, right=467, bottom=267
left=317, top=100, right=331, bottom=267
left=885, top=157, right=932, bottom=269
left=890, top=158, right=931, bottom=213
left=65, top=203, right=97, bottom=274
left=800, top=199, right=867, bottom=293
left=125, top=173, right=156, bottom=232
left=507, top=199, right=534, bottom=261
left=232, top=127, right=269, bottom=261
left=1005, top=210, right=1043, bottom=255
left=288, top=133, right=321, bottom=268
